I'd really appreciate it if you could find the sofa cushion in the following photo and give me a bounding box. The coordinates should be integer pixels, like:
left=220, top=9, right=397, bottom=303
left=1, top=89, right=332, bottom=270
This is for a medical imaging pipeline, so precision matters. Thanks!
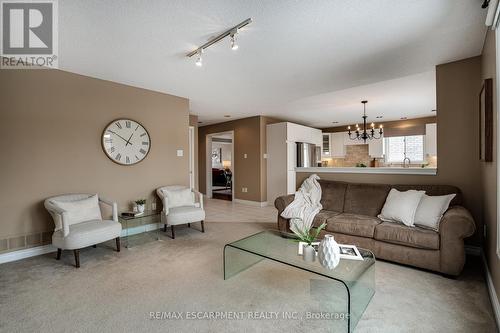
left=52, top=219, right=122, bottom=250
left=326, top=213, right=382, bottom=238
left=343, top=183, right=391, bottom=216
left=313, top=210, right=341, bottom=227
left=318, top=180, right=348, bottom=212
left=393, top=184, right=462, bottom=206
left=374, top=222, right=439, bottom=250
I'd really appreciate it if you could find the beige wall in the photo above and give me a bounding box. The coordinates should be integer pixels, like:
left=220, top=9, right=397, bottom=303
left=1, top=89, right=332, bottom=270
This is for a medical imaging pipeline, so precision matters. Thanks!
left=198, top=116, right=281, bottom=202
left=297, top=56, right=483, bottom=245
left=0, top=69, right=190, bottom=250
left=481, top=29, right=500, bottom=300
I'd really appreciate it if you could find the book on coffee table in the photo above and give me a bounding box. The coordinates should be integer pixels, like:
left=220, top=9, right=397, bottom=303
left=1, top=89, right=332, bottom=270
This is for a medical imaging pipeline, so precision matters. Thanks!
left=297, top=242, right=364, bottom=261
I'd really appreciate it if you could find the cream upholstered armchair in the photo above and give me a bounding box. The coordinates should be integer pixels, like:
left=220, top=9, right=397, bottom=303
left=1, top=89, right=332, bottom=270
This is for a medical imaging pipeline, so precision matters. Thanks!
left=156, top=186, right=205, bottom=239
left=44, top=194, right=122, bottom=268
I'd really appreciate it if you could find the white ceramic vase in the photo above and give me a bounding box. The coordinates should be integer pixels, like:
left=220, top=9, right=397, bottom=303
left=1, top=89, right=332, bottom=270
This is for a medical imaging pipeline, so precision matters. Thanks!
left=137, top=204, right=145, bottom=213
left=318, top=234, right=340, bottom=269
left=302, top=244, right=316, bottom=262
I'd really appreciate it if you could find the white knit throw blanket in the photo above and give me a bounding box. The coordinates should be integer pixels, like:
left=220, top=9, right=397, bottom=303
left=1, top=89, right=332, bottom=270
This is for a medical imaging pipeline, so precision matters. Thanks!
left=280, top=174, right=322, bottom=235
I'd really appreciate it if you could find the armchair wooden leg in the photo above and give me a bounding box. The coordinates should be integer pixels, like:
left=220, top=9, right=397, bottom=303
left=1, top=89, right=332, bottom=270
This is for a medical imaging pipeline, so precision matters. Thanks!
left=188, top=223, right=191, bottom=228
left=163, top=224, right=167, bottom=232
left=74, top=249, right=80, bottom=268
left=201, top=220, right=205, bottom=233
left=56, top=248, right=62, bottom=260
left=92, top=245, right=97, bottom=248
left=115, top=237, right=121, bottom=252
left=171, top=225, right=175, bottom=239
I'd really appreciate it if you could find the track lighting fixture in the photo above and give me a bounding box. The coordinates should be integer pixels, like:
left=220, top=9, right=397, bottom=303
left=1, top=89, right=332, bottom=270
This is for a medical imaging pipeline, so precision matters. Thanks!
left=195, top=49, right=203, bottom=67
left=187, top=18, right=251, bottom=66
left=230, top=29, right=238, bottom=50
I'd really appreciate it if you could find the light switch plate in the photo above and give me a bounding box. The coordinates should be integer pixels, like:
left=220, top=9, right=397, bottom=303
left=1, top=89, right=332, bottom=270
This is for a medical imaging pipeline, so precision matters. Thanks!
left=244, top=154, right=248, bottom=158
left=263, top=153, right=268, bottom=159
left=177, top=149, right=184, bottom=157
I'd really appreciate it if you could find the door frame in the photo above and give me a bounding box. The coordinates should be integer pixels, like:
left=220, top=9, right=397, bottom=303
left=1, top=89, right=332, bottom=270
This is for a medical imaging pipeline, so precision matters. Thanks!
left=206, top=131, right=235, bottom=200
left=188, top=126, right=195, bottom=189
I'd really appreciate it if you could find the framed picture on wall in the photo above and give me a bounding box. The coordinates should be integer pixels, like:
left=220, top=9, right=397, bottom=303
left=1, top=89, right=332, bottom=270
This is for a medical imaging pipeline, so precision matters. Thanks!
left=212, top=148, right=222, bottom=164
left=479, top=78, right=493, bottom=162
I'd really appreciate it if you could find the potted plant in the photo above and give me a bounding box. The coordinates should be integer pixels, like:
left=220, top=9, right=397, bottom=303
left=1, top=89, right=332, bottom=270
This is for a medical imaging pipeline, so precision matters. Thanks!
left=134, top=199, right=146, bottom=213
left=291, top=221, right=327, bottom=262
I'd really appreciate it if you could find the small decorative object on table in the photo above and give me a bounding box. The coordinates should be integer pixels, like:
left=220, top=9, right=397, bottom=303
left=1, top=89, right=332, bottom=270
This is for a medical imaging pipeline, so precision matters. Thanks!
left=318, top=234, right=341, bottom=269
left=291, top=221, right=326, bottom=262
left=134, top=199, right=146, bottom=213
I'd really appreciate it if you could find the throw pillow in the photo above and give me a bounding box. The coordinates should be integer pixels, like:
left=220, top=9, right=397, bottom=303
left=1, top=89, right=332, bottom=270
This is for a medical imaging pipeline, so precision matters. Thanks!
left=164, top=188, right=194, bottom=208
left=51, top=194, right=102, bottom=225
left=378, top=189, right=425, bottom=226
left=414, top=193, right=456, bottom=231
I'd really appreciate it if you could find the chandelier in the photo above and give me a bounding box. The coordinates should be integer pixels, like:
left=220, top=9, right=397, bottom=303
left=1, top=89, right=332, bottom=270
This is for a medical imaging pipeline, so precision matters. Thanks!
left=347, top=100, right=383, bottom=143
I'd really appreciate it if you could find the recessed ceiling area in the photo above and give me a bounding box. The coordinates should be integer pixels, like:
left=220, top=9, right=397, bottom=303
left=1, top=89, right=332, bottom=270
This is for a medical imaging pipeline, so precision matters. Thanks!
left=58, top=0, right=487, bottom=126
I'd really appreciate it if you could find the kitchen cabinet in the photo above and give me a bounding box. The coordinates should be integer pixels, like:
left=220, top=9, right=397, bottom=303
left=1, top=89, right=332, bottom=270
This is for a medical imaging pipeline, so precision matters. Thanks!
left=368, top=136, right=384, bottom=158
left=425, top=123, right=437, bottom=156
left=322, top=134, right=331, bottom=158
left=330, top=132, right=346, bottom=157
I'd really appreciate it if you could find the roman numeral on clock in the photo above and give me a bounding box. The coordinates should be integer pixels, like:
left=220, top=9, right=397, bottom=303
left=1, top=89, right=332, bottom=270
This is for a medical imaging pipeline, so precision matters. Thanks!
left=139, top=149, right=146, bottom=155
left=115, top=122, right=122, bottom=129
left=109, top=147, right=115, bottom=153
left=126, top=156, right=130, bottom=164
left=115, top=153, right=121, bottom=161
left=140, top=133, right=147, bottom=137
left=126, top=121, right=131, bottom=128
left=142, top=141, right=149, bottom=146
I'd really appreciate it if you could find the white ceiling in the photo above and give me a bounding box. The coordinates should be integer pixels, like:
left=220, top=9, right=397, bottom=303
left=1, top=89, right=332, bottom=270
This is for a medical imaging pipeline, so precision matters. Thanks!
left=59, top=0, right=487, bottom=127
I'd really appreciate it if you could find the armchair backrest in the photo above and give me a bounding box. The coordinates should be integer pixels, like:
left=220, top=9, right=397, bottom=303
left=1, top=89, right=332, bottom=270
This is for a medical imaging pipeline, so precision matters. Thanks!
left=44, top=193, right=103, bottom=231
left=156, top=186, right=195, bottom=209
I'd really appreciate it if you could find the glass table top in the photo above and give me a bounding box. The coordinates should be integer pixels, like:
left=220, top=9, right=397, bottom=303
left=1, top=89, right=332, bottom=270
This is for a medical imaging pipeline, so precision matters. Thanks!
left=119, top=210, right=160, bottom=220
left=226, top=230, right=375, bottom=286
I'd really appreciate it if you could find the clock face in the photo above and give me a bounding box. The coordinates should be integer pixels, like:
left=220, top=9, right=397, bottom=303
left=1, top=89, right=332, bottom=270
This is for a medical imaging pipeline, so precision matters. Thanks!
left=102, top=119, right=151, bottom=165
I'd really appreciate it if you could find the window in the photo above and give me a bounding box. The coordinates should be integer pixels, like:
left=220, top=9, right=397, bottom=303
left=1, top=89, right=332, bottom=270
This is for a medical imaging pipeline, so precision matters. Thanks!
left=385, top=135, right=424, bottom=163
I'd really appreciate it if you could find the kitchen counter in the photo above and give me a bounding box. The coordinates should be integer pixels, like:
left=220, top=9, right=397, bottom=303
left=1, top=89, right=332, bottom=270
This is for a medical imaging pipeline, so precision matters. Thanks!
left=296, top=167, right=437, bottom=175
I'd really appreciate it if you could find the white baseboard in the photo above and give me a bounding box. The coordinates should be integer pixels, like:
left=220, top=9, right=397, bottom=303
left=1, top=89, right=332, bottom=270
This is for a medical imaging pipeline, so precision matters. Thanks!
left=233, top=199, right=268, bottom=207
left=0, top=244, right=57, bottom=264
left=482, top=251, right=500, bottom=331
left=0, top=223, right=164, bottom=265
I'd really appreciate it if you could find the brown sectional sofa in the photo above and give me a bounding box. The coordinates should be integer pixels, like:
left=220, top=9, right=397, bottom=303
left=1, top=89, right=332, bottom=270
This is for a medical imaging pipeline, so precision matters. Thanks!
left=275, top=180, right=476, bottom=276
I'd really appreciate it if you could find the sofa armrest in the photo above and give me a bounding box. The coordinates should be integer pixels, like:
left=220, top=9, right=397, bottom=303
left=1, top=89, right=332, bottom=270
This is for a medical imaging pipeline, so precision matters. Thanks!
left=439, top=206, right=476, bottom=276
left=274, top=194, right=295, bottom=233
left=193, top=190, right=204, bottom=210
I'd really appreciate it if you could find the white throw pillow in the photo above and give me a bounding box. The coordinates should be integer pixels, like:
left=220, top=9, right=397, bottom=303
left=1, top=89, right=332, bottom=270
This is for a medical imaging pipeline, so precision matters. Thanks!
left=378, top=189, right=425, bottom=227
left=164, top=188, right=194, bottom=208
left=414, top=194, right=456, bottom=231
left=51, top=194, right=102, bottom=225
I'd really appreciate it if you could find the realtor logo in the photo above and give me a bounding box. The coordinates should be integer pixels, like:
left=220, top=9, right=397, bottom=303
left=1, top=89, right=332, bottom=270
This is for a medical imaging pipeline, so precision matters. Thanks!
left=1, top=0, right=58, bottom=69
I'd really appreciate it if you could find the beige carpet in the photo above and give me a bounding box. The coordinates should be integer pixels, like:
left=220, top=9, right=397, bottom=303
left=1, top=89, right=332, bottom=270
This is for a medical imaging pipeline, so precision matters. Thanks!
left=0, top=222, right=496, bottom=332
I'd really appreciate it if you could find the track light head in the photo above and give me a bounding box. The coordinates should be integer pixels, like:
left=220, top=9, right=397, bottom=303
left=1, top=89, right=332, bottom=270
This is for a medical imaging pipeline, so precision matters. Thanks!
left=230, top=29, right=239, bottom=50
left=195, top=49, right=203, bottom=67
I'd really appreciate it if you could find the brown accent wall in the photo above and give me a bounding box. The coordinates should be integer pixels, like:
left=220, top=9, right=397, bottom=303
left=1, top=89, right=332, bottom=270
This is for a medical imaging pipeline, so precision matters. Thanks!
left=481, top=29, right=500, bottom=300
left=198, top=116, right=281, bottom=203
left=297, top=56, right=483, bottom=245
left=322, top=116, right=437, bottom=133
left=189, top=115, right=199, bottom=190
left=0, top=69, right=190, bottom=249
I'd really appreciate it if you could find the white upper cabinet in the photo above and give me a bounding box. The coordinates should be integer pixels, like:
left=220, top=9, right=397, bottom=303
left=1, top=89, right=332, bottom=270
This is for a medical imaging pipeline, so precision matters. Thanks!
left=331, top=132, right=346, bottom=157
left=368, top=136, right=384, bottom=158
left=322, top=133, right=331, bottom=158
left=287, top=122, right=322, bottom=146
left=425, top=123, right=437, bottom=156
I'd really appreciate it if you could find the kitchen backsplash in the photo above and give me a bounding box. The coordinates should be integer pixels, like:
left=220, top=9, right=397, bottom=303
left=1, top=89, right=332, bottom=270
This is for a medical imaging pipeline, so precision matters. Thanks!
left=322, top=144, right=438, bottom=168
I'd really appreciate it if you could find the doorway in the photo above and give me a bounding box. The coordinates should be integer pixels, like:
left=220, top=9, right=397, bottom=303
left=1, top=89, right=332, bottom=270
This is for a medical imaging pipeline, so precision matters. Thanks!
left=206, top=131, right=234, bottom=201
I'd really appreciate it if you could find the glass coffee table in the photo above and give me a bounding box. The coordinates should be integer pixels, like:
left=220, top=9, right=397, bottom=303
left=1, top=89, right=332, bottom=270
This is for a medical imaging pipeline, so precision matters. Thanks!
left=224, top=230, right=375, bottom=333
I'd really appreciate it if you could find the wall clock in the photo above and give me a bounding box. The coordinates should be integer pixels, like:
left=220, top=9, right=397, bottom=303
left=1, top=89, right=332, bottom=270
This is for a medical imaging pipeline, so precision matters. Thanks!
left=102, top=119, right=151, bottom=165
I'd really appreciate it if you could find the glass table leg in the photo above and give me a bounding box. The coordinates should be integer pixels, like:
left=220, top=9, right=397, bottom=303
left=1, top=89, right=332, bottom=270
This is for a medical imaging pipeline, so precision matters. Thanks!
left=223, top=245, right=264, bottom=280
